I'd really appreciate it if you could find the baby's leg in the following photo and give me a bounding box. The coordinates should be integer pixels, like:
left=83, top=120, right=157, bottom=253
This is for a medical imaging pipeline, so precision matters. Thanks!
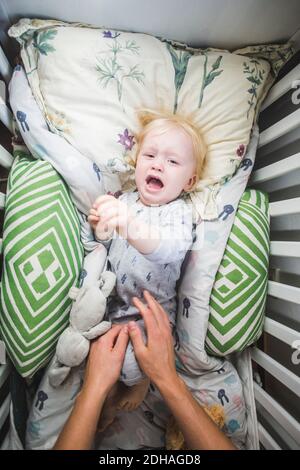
left=117, top=377, right=150, bottom=412
left=98, top=377, right=151, bottom=432
left=98, top=377, right=150, bottom=432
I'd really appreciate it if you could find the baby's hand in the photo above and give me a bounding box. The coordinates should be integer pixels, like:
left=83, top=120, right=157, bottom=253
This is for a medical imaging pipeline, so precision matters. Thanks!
left=88, top=204, right=113, bottom=241
left=88, top=207, right=111, bottom=241
left=87, top=208, right=100, bottom=231
left=91, top=194, right=134, bottom=240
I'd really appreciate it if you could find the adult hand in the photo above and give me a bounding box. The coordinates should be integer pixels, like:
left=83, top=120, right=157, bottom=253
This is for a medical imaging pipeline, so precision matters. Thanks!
left=82, top=325, right=129, bottom=397
left=129, top=293, right=237, bottom=451
left=129, top=290, right=177, bottom=387
left=54, top=326, right=129, bottom=450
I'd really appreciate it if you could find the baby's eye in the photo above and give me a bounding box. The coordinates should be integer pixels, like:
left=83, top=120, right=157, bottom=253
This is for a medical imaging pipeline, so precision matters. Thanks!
left=168, top=159, right=179, bottom=165
left=144, top=154, right=154, bottom=158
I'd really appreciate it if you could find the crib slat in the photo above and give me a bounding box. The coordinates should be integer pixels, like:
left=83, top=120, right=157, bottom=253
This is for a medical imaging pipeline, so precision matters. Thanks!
left=258, top=108, right=300, bottom=148
left=0, top=193, right=6, bottom=210
left=254, top=383, right=300, bottom=444
left=0, top=144, right=13, bottom=169
left=0, top=46, right=12, bottom=85
left=0, top=81, right=13, bottom=133
left=251, top=347, right=300, bottom=397
left=0, top=395, right=10, bottom=432
left=264, top=317, right=300, bottom=347
left=254, top=168, right=300, bottom=194
left=268, top=280, right=300, bottom=304
left=269, top=257, right=300, bottom=279
left=271, top=214, right=300, bottom=232
left=0, top=364, right=9, bottom=389
left=256, top=126, right=300, bottom=162
left=0, top=80, right=13, bottom=133
left=270, top=241, right=300, bottom=258
left=258, top=423, right=281, bottom=450
left=260, top=64, right=300, bottom=111
left=250, top=153, right=300, bottom=185
left=269, top=198, right=300, bottom=217
left=257, top=406, right=299, bottom=449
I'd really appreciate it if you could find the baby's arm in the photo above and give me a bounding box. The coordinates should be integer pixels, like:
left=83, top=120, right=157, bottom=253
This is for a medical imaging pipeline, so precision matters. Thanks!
left=141, top=202, right=193, bottom=264
left=89, top=195, right=193, bottom=262
left=89, top=194, right=161, bottom=254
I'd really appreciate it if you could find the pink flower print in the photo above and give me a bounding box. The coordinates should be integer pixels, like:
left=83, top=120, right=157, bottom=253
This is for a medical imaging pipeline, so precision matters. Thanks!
left=196, top=390, right=210, bottom=406
left=118, top=129, right=135, bottom=151
left=178, top=352, right=191, bottom=367
left=236, top=144, right=245, bottom=157
left=232, top=394, right=243, bottom=409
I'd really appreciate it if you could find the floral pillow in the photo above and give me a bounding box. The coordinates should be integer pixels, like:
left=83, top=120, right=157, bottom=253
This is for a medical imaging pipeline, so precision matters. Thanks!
left=8, top=18, right=294, bottom=221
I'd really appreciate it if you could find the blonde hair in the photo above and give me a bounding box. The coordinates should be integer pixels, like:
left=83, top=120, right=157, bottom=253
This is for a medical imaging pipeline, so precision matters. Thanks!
left=129, top=109, right=207, bottom=193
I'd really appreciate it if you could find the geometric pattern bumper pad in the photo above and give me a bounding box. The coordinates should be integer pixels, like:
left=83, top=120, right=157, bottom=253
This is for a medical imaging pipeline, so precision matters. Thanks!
left=206, top=190, right=270, bottom=355
left=0, top=154, right=83, bottom=377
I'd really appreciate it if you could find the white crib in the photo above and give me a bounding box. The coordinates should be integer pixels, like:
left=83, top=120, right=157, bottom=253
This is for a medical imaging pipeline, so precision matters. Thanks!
left=0, top=0, right=299, bottom=450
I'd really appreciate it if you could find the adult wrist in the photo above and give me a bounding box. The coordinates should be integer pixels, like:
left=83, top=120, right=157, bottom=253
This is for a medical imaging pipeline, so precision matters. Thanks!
left=154, top=372, right=184, bottom=396
left=80, top=379, right=110, bottom=403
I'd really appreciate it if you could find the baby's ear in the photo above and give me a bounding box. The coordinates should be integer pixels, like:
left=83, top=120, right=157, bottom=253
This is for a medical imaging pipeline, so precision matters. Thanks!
left=184, top=174, right=197, bottom=191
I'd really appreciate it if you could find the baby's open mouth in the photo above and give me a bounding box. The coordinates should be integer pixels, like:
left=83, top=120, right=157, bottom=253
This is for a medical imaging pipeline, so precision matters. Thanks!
left=146, top=175, right=164, bottom=190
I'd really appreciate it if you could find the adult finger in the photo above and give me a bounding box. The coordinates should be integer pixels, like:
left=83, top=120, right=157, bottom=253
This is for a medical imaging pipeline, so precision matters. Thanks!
left=128, top=321, right=147, bottom=357
left=113, top=325, right=130, bottom=355
left=143, top=290, right=170, bottom=331
left=132, top=296, right=158, bottom=334
left=142, top=290, right=167, bottom=330
left=101, top=324, right=123, bottom=347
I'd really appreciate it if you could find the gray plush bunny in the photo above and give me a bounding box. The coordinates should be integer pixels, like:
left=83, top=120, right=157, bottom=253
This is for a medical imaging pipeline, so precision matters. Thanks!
left=49, top=246, right=116, bottom=387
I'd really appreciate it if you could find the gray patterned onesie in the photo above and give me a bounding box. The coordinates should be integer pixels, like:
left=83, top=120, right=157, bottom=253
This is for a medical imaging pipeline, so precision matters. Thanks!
left=102, top=191, right=193, bottom=386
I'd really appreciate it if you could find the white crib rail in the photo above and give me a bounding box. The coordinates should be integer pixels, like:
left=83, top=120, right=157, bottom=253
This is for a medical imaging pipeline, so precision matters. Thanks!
left=258, top=423, right=282, bottom=450
left=254, top=383, right=300, bottom=444
left=0, top=363, right=11, bottom=447
left=0, top=75, right=13, bottom=134
left=250, top=152, right=300, bottom=185
left=250, top=55, right=300, bottom=450
left=0, top=45, right=12, bottom=85
left=0, top=143, right=14, bottom=168
left=251, top=348, right=300, bottom=397
left=260, top=64, right=300, bottom=111
left=0, top=44, right=13, bottom=449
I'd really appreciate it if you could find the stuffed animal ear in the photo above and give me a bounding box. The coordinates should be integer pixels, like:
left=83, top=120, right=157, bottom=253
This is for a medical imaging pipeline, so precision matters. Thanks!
left=49, top=361, right=71, bottom=387
left=99, top=271, right=116, bottom=297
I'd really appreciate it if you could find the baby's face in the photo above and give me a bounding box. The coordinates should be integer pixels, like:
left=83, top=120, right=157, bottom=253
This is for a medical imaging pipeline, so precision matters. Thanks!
left=135, top=126, right=196, bottom=206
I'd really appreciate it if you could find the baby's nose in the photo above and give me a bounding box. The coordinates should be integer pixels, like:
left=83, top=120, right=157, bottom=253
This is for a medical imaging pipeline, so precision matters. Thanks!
left=151, top=159, right=163, bottom=171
